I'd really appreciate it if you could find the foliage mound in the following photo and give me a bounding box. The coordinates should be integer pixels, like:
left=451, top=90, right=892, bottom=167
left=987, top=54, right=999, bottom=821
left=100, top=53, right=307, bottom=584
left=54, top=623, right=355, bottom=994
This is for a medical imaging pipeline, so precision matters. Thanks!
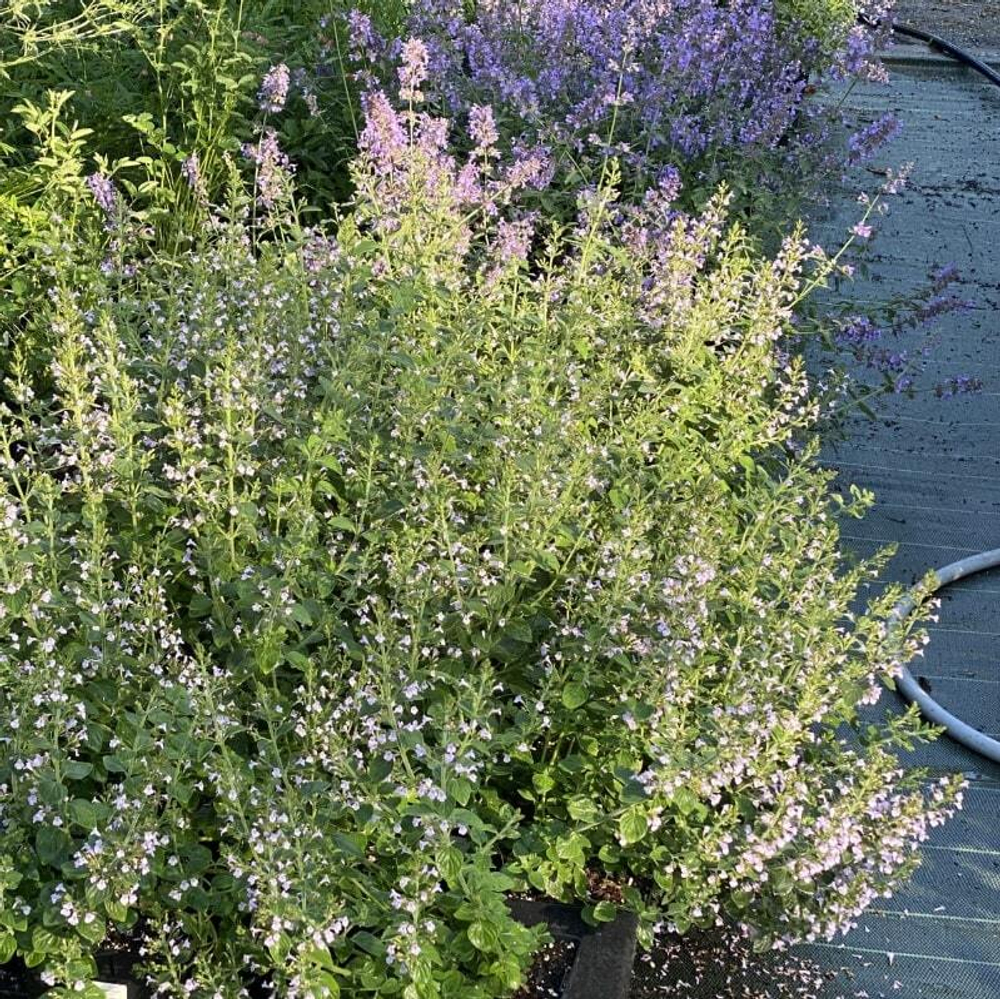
left=0, top=106, right=961, bottom=997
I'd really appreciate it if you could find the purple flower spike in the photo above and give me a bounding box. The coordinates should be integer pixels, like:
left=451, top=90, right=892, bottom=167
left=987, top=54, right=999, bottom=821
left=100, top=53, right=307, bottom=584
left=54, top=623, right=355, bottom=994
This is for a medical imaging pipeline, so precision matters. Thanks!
left=847, top=113, right=902, bottom=165
left=398, top=37, right=430, bottom=102
left=242, top=129, right=295, bottom=209
left=359, top=91, right=409, bottom=175
left=469, top=104, right=499, bottom=155
left=936, top=375, right=983, bottom=398
left=835, top=316, right=881, bottom=348
left=86, top=172, right=122, bottom=230
left=258, top=63, right=290, bottom=114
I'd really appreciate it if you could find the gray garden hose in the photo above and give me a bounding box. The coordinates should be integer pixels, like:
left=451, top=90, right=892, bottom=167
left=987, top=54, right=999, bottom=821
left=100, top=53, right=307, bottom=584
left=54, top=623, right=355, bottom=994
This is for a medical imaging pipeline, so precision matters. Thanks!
left=891, top=549, right=1000, bottom=762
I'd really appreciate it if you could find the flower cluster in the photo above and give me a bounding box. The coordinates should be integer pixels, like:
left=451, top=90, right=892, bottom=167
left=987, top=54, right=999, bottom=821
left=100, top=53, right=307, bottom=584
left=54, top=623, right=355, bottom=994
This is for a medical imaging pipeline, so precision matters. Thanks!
left=258, top=61, right=291, bottom=113
left=831, top=263, right=977, bottom=395
left=0, top=0, right=966, bottom=996
left=330, top=0, right=889, bottom=211
left=242, top=128, right=296, bottom=210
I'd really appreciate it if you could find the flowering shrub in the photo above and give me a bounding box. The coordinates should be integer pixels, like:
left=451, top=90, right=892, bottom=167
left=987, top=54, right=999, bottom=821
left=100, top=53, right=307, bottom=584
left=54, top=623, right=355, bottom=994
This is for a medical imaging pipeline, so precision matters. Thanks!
left=777, top=0, right=870, bottom=57
left=0, top=103, right=962, bottom=997
left=334, top=0, right=892, bottom=217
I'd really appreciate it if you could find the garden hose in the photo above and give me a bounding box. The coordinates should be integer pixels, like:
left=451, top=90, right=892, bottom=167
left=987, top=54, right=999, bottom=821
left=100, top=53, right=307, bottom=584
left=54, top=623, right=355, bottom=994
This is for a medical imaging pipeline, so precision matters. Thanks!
left=858, top=15, right=1000, bottom=89
left=889, top=22, right=1000, bottom=89
left=891, top=551, right=1000, bottom=763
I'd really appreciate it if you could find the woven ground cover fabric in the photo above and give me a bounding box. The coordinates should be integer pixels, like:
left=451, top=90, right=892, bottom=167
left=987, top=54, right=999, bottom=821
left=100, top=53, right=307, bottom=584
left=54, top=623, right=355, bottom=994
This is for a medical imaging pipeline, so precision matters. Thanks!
left=800, top=53, right=1000, bottom=998
left=627, top=50, right=1000, bottom=999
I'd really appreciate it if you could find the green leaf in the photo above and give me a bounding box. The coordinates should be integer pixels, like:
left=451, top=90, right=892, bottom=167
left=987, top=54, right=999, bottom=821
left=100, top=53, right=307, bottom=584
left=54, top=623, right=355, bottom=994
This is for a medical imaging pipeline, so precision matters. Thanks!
left=310, top=971, right=342, bottom=997
left=673, top=787, right=701, bottom=816
left=31, top=927, right=59, bottom=955
left=592, top=901, right=617, bottom=922
left=561, top=683, right=588, bottom=710
left=437, top=846, right=463, bottom=885
left=532, top=771, right=555, bottom=797
left=555, top=833, right=588, bottom=865
left=35, top=825, right=70, bottom=866
left=38, top=779, right=65, bottom=807
left=617, top=807, right=648, bottom=847
left=771, top=868, right=795, bottom=896
left=567, top=798, right=599, bottom=823
left=63, top=761, right=93, bottom=780
left=504, top=619, right=533, bottom=643
left=0, top=932, right=15, bottom=964
left=289, top=603, right=314, bottom=626
left=285, top=650, right=311, bottom=670
left=352, top=931, right=386, bottom=957
left=467, top=920, right=500, bottom=952
left=77, top=914, right=106, bottom=944
left=69, top=798, right=101, bottom=830
left=302, top=945, right=334, bottom=970
left=189, top=594, right=214, bottom=618
left=598, top=843, right=621, bottom=865
left=450, top=777, right=472, bottom=806
left=331, top=832, right=366, bottom=858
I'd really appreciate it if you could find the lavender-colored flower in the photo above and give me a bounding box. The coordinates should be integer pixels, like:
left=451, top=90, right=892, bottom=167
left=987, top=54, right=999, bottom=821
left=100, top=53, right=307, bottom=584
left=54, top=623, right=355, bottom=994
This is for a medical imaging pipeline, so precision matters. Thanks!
left=391, top=0, right=823, bottom=184
left=880, top=163, right=912, bottom=196
left=242, top=129, right=295, bottom=209
left=398, top=37, right=430, bottom=103
left=834, top=25, right=887, bottom=83
left=835, top=316, right=881, bottom=348
left=258, top=63, right=290, bottom=114
left=359, top=91, right=409, bottom=175
left=495, top=216, right=536, bottom=265
left=847, top=113, right=902, bottom=165
left=347, top=11, right=382, bottom=62
left=930, top=263, right=960, bottom=293
left=910, top=293, right=974, bottom=325
left=936, top=375, right=983, bottom=398
left=87, top=172, right=121, bottom=230
left=468, top=104, right=499, bottom=155
left=181, top=153, right=209, bottom=205
left=502, top=144, right=554, bottom=193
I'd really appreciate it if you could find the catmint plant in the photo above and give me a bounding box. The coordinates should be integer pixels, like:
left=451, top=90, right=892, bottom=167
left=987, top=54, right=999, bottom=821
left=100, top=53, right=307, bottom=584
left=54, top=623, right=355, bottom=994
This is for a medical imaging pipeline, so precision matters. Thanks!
left=328, top=0, right=893, bottom=220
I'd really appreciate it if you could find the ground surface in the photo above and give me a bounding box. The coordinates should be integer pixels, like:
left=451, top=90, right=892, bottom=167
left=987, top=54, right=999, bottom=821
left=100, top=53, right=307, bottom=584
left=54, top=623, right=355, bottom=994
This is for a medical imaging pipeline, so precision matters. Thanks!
left=893, top=0, right=1000, bottom=49
left=797, top=50, right=1000, bottom=997
left=630, top=45, right=1000, bottom=999
left=514, top=940, right=577, bottom=999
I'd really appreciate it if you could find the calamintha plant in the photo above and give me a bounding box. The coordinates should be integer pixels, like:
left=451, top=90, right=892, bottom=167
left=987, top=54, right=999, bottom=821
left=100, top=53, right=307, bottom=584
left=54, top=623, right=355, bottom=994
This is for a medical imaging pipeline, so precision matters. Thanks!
left=0, top=97, right=962, bottom=997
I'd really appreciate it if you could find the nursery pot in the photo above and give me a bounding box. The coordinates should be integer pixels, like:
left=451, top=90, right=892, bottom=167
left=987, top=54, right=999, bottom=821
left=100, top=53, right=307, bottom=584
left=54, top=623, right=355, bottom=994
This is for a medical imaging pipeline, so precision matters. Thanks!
left=508, top=898, right=638, bottom=999
left=0, top=952, right=145, bottom=999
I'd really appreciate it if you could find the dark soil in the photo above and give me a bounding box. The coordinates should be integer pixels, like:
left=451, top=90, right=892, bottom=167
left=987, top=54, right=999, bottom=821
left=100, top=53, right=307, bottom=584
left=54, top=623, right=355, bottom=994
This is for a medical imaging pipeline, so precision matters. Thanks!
left=629, top=926, right=852, bottom=999
left=893, top=0, right=1000, bottom=49
left=0, top=964, right=43, bottom=999
left=513, top=940, right=579, bottom=999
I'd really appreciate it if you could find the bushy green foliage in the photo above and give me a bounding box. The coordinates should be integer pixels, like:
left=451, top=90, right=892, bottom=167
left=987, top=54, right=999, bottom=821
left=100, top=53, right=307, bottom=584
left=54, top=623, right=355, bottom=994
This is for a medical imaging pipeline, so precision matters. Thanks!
left=776, top=0, right=859, bottom=54
left=0, top=132, right=960, bottom=995
left=0, top=1, right=963, bottom=997
left=0, top=0, right=403, bottom=351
